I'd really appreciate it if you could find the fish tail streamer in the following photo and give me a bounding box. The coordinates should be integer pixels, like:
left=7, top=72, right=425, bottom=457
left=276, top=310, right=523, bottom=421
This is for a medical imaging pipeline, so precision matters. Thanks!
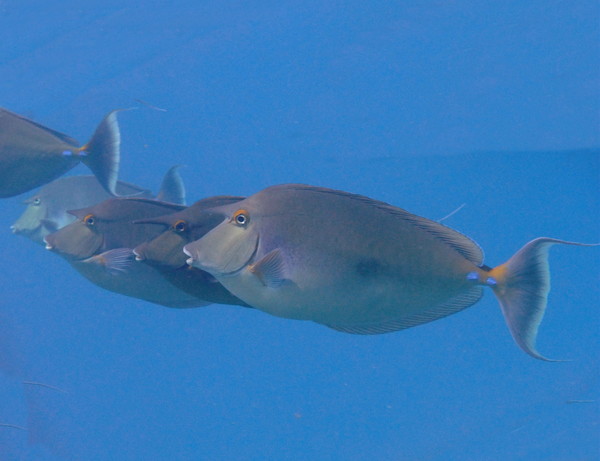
left=489, top=237, right=598, bottom=361
left=80, top=110, right=122, bottom=196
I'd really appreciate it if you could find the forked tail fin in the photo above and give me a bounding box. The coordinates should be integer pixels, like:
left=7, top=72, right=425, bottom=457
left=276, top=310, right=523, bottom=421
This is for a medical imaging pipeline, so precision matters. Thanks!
left=489, top=238, right=598, bottom=361
left=80, top=110, right=122, bottom=196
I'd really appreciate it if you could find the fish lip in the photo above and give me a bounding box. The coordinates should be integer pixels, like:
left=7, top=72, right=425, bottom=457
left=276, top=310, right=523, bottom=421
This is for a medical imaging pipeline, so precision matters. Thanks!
left=11, top=224, right=38, bottom=236
left=132, top=248, right=144, bottom=261
left=43, top=236, right=54, bottom=250
left=186, top=236, right=259, bottom=278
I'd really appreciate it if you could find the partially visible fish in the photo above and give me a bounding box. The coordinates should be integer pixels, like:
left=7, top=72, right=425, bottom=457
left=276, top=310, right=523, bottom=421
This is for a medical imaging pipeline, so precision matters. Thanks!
left=44, top=197, right=186, bottom=260
left=43, top=198, right=209, bottom=308
left=0, top=107, right=122, bottom=197
left=132, top=195, right=250, bottom=307
left=183, top=184, right=599, bottom=361
left=11, top=165, right=186, bottom=245
left=133, top=195, right=245, bottom=268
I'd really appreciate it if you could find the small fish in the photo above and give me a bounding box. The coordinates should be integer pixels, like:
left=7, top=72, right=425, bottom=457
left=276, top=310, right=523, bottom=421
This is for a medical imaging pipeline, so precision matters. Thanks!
left=11, top=165, right=186, bottom=245
left=183, top=184, right=598, bottom=360
left=44, top=197, right=186, bottom=260
left=43, top=198, right=210, bottom=308
left=0, top=107, right=123, bottom=197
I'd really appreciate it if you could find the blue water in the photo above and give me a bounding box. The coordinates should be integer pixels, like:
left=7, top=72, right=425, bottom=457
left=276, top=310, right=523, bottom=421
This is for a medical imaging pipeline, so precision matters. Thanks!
left=1, top=2, right=598, bottom=460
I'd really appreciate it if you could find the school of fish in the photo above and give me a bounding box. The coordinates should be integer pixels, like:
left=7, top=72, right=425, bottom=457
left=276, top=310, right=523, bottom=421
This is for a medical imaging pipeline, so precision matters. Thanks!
left=2, top=106, right=598, bottom=361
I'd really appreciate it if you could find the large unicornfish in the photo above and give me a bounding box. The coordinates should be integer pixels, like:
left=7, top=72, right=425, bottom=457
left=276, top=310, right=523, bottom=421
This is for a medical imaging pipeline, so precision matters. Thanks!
left=183, top=184, right=598, bottom=360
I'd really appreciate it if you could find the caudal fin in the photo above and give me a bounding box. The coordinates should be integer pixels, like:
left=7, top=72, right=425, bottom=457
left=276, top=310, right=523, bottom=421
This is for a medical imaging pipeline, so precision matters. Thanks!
left=489, top=238, right=598, bottom=361
left=80, top=110, right=122, bottom=196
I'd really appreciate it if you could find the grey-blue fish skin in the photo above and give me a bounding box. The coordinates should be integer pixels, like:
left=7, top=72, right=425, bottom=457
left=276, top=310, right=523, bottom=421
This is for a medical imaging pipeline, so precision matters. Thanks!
left=12, top=165, right=186, bottom=246
left=44, top=197, right=186, bottom=261
left=183, top=183, right=598, bottom=361
left=0, top=107, right=122, bottom=197
left=131, top=195, right=250, bottom=307
left=11, top=176, right=150, bottom=245
left=133, top=195, right=245, bottom=269
left=43, top=197, right=208, bottom=308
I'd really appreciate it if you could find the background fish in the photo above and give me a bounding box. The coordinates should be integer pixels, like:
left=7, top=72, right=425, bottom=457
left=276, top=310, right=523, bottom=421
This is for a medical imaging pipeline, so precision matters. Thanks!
left=134, top=195, right=245, bottom=269
left=184, top=184, right=598, bottom=361
left=44, top=197, right=186, bottom=260
left=11, top=166, right=186, bottom=245
left=42, top=198, right=206, bottom=308
left=0, top=107, right=121, bottom=197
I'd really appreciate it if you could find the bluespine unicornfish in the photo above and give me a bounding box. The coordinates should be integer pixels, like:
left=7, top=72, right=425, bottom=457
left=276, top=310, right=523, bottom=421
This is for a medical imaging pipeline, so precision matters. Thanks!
left=183, top=184, right=598, bottom=361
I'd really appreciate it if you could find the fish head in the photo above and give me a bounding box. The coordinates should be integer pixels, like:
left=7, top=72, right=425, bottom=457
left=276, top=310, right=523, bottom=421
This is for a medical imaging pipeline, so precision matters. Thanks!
left=184, top=207, right=259, bottom=277
left=11, top=194, right=49, bottom=244
left=134, top=205, right=235, bottom=268
left=134, top=230, right=187, bottom=268
left=44, top=209, right=103, bottom=260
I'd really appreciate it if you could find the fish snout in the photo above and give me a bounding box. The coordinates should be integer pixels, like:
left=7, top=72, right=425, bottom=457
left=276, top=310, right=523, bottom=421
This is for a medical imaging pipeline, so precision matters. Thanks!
left=182, top=245, right=195, bottom=266
left=132, top=248, right=144, bottom=261
left=44, top=237, right=53, bottom=250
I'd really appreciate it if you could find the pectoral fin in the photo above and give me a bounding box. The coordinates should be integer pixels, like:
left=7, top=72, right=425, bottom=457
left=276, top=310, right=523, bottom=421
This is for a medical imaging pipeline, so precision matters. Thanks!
left=248, top=249, right=289, bottom=288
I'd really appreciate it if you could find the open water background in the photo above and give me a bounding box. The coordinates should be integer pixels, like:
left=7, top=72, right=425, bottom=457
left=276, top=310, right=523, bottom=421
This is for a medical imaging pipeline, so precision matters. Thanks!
left=0, top=1, right=598, bottom=460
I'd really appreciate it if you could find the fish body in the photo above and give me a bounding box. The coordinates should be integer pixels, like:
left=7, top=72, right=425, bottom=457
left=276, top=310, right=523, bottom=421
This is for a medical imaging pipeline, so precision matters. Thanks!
left=184, top=184, right=597, bottom=360
left=11, top=176, right=150, bottom=244
left=43, top=198, right=210, bottom=308
left=44, top=197, right=186, bottom=259
left=0, top=107, right=121, bottom=197
left=12, top=166, right=186, bottom=245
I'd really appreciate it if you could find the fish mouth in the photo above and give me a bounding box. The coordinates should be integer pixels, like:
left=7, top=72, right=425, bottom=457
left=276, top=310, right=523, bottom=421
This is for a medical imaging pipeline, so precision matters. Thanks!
left=43, top=236, right=54, bottom=250
left=132, top=248, right=145, bottom=261
left=11, top=224, right=39, bottom=237
left=185, top=236, right=259, bottom=278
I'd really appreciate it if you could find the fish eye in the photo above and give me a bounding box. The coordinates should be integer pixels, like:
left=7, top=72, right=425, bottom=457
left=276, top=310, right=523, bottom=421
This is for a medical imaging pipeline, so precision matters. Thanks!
left=232, top=209, right=249, bottom=226
left=173, top=220, right=186, bottom=232
left=32, top=197, right=41, bottom=206
left=83, top=214, right=96, bottom=226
